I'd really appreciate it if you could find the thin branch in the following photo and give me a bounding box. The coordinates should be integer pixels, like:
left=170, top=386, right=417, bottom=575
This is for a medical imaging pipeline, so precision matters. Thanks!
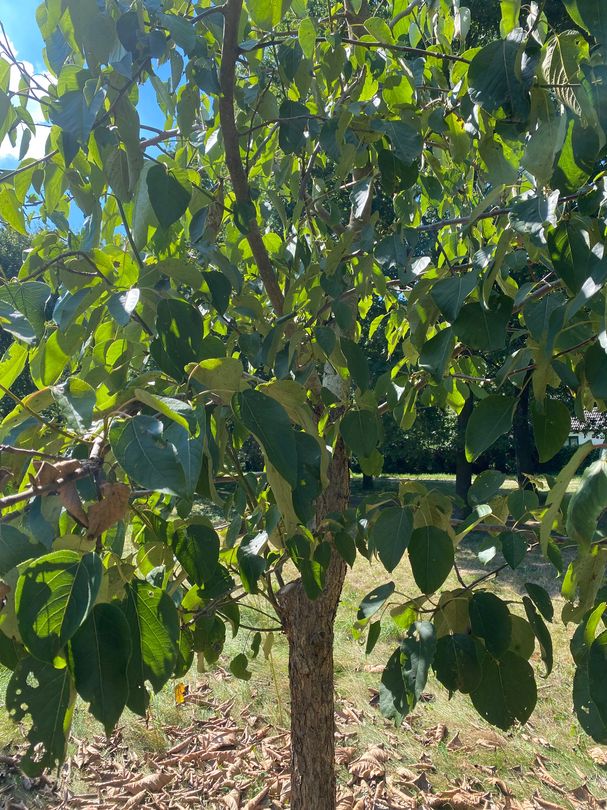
left=0, top=445, right=68, bottom=462
left=218, top=0, right=285, bottom=315
left=191, top=5, right=227, bottom=23
left=0, top=465, right=96, bottom=511
left=0, top=151, right=59, bottom=185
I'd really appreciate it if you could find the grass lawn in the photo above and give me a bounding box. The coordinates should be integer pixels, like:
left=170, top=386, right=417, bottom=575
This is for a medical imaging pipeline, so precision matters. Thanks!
left=1, top=474, right=605, bottom=808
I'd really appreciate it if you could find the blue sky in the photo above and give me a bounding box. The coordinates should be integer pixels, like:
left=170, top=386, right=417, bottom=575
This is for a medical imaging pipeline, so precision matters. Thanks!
left=2, top=0, right=44, bottom=66
left=1, top=1, right=166, bottom=168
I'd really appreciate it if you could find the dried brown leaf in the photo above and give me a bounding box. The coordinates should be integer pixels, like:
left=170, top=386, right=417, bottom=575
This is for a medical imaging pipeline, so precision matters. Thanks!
left=59, top=481, right=89, bottom=527
left=427, top=787, right=488, bottom=808
left=125, top=771, right=173, bottom=794
left=222, top=788, right=241, bottom=809
left=87, top=482, right=130, bottom=537
left=589, top=746, right=607, bottom=766
left=424, top=724, right=448, bottom=745
left=34, top=459, right=81, bottom=485
left=349, top=746, right=390, bottom=781
left=447, top=732, right=464, bottom=751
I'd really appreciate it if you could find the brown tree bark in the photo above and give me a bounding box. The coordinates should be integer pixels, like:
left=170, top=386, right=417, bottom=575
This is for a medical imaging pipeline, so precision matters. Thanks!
left=277, top=439, right=350, bottom=810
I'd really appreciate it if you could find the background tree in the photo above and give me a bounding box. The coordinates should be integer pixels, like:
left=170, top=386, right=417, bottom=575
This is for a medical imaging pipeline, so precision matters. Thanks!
left=0, top=2, right=607, bottom=809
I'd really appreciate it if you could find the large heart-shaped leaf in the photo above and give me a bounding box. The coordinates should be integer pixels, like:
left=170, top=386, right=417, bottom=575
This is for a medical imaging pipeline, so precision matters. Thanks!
left=16, top=551, right=103, bottom=662
left=69, top=603, right=131, bottom=735
left=121, top=580, right=179, bottom=716
left=7, top=656, right=76, bottom=774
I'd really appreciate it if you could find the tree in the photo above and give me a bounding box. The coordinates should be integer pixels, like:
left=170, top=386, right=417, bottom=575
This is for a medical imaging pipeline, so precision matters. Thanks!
left=1, top=1, right=607, bottom=808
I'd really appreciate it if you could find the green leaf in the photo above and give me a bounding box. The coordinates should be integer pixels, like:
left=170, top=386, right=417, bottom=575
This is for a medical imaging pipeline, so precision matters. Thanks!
left=49, top=88, right=105, bottom=162
left=468, top=38, right=530, bottom=121
left=531, top=398, right=571, bottom=462
left=547, top=218, right=596, bottom=294
left=278, top=100, right=309, bottom=154
left=159, top=12, right=198, bottom=55
left=230, top=652, right=252, bottom=680
left=540, top=441, right=595, bottom=554
left=585, top=343, right=607, bottom=400
left=69, top=603, right=131, bottom=735
left=508, top=615, right=536, bottom=660
left=419, top=328, right=454, bottom=381
left=0, top=281, right=50, bottom=341
left=164, top=419, right=204, bottom=498
left=573, top=661, right=607, bottom=742
left=0, top=188, right=26, bottom=234
left=375, top=116, right=422, bottom=164
left=110, top=415, right=188, bottom=496
left=566, top=457, right=607, bottom=550
left=0, top=630, right=23, bottom=670
left=237, top=531, right=268, bottom=594
left=585, top=618, right=607, bottom=680
left=170, top=524, right=220, bottom=586
left=16, top=551, right=102, bottom=663
left=187, top=357, right=244, bottom=400
left=500, top=0, right=520, bottom=36
left=501, top=531, right=527, bottom=570
left=298, top=17, right=316, bottom=58
left=379, top=621, right=436, bottom=725
left=146, top=164, right=191, bottom=229
left=292, top=431, right=322, bottom=524
left=541, top=32, right=595, bottom=121
left=408, top=527, right=454, bottom=594
left=468, top=470, right=507, bottom=507
left=562, top=0, right=607, bottom=44
left=509, top=191, right=559, bottom=237
left=51, top=378, right=96, bottom=431
left=0, top=341, right=27, bottom=392
left=235, top=388, right=298, bottom=489
left=357, top=581, right=395, bottom=621
left=340, top=337, right=370, bottom=392
left=339, top=410, right=379, bottom=458
left=151, top=299, right=204, bottom=381
left=0, top=524, right=45, bottom=577
left=121, top=580, right=179, bottom=716
left=469, top=592, right=512, bottom=656
left=465, top=396, right=517, bottom=462
left=524, top=582, right=554, bottom=622
left=248, top=0, right=294, bottom=30
left=433, top=633, right=482, bottom=694
left=453, top=299, right=511, bottom=352
left=431, top=271, right=479, bottom=322
left=522, top=596, right=553, bottom=676
left=364, top=620, right=381, bottom=655
left=370, top=507, right=413, bottom=573
left=6, top=656, right=76, bottom=774
left=471, top=651, right=537, bottom=730
left=174, top=627, right=195, bottom=678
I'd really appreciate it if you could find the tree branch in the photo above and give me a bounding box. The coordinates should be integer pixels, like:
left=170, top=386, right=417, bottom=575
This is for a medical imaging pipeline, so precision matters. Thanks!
left=218, top=0, right=285, bottom=315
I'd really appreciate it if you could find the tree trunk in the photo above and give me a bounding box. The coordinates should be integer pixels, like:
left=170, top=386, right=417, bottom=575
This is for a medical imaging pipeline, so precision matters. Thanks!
left=278, top=439, right=349, bottom=810
left=362, top=473, right=374, bottom=490
left=513, top=380, right=536, bottom=487
left=455, top=394, right=473, bottom=512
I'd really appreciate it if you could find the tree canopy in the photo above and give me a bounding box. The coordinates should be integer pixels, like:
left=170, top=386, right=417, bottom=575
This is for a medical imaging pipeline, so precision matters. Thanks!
left=1, top=0, right=607, bottom=805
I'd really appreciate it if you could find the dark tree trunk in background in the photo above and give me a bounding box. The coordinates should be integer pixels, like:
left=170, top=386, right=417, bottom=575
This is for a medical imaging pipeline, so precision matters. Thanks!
left=513, top=380, right=537, bottom=487
left=362, top=473, right=374, bottom=490
left=277, top=439, right=350, bottom=810
left=455, top=394, right=474, bottom=512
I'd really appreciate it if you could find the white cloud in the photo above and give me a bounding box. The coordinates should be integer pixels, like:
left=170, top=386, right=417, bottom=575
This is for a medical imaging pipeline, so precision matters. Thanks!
left=0, top=37, right=51, bottom=162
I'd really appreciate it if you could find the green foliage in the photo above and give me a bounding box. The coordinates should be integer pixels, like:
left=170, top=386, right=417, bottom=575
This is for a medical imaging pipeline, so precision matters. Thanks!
left=0, top=0, right=606, bottom=782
